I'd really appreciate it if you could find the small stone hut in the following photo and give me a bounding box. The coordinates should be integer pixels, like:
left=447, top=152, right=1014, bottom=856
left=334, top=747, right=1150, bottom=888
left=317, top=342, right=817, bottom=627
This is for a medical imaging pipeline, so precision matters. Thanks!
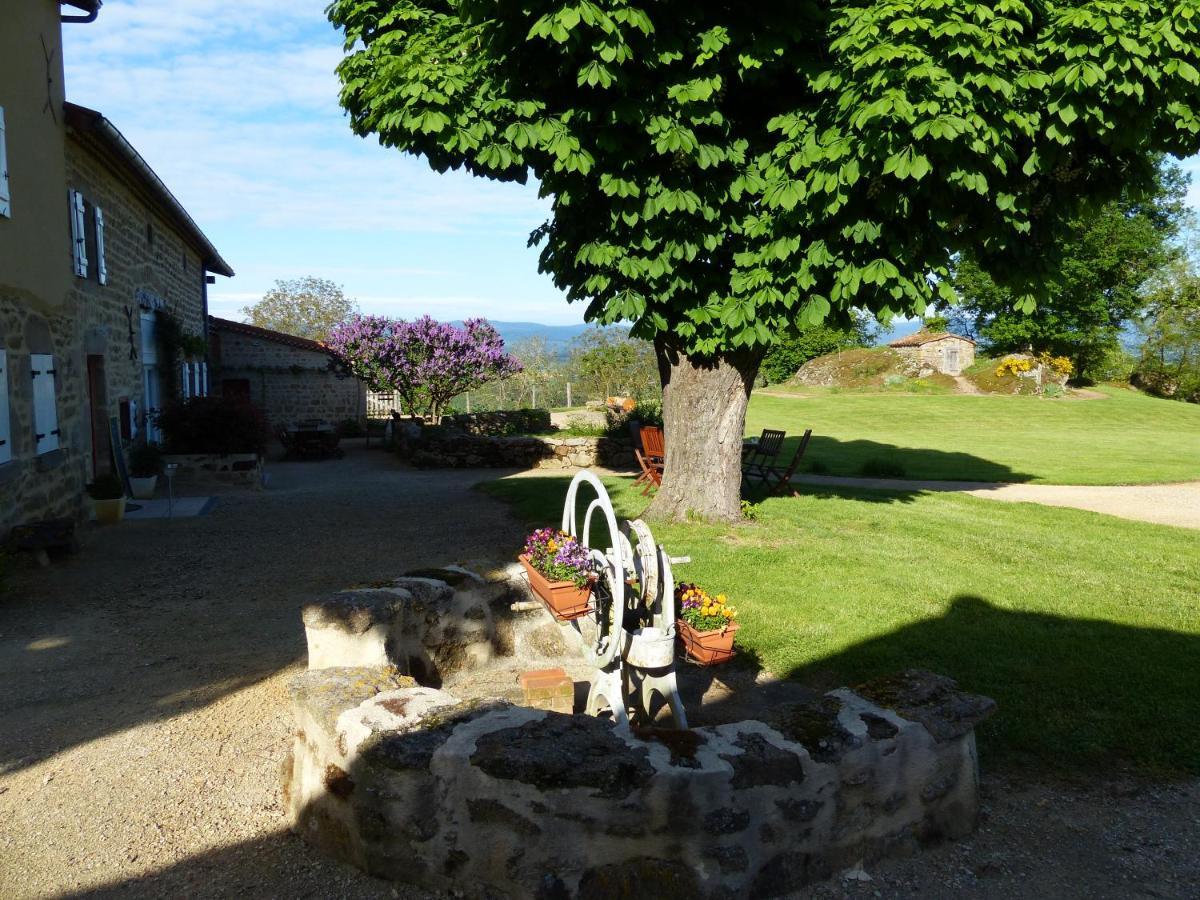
left=208, top=317, right=365, bottom=428
left=888, top=331, right=976, bottom=375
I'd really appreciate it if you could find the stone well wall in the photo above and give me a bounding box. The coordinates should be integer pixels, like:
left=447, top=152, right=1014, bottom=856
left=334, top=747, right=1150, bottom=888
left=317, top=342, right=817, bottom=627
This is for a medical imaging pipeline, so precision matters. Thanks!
left=285, top=569, right=996, bottom=899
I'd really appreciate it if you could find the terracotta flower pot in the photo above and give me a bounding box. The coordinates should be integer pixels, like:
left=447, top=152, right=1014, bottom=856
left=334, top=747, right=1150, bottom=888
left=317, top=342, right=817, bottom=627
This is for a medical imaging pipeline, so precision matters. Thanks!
left=519, top=554, right=593, bottom=622
left=676, top=618, right=739, bottom=666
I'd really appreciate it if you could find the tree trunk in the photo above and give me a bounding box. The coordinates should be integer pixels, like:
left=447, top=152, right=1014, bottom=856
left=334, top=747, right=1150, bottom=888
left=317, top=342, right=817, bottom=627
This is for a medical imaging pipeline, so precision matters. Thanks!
left=644, top=341, right=764, bottom=523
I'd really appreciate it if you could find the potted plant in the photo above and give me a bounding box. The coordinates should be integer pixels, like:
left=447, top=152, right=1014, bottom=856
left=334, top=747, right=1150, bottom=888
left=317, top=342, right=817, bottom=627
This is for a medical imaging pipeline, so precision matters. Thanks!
left=87, top=474, right=127, bottom=524
left=519, top=528, right=595, bottom=621
left=127, top=444, right=163, bottom=499
left=675, top=583, right=739, bottom=665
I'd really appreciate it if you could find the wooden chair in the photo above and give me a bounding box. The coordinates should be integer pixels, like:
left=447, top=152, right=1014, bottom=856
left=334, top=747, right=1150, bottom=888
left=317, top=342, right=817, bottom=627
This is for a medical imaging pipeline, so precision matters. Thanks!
left=742, top=428, right=786, bottom=478
left=636, top=426, right=665, bottom=495
left=744, top=429, right=812, bottom=496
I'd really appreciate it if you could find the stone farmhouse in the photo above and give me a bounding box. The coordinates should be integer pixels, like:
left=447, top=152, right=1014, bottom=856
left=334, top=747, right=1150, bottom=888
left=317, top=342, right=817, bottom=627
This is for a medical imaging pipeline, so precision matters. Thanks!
left=208, top=317, right=365, bottom=429
left=0, top=0, right=233, bottom=538
left=888, top=331, right=976, bottom=376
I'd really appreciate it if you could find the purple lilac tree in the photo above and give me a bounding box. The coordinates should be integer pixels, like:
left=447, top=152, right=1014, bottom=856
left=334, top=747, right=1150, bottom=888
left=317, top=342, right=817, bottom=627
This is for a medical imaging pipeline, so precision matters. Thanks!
left=327, top=315, right=522, bottom=422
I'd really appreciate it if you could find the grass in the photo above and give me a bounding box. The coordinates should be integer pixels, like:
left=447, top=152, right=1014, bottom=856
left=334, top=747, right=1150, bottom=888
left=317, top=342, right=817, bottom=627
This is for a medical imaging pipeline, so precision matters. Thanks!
left=747, top=385, right=1200, bottom=484
left=483, top=473, right=1200, bottom=775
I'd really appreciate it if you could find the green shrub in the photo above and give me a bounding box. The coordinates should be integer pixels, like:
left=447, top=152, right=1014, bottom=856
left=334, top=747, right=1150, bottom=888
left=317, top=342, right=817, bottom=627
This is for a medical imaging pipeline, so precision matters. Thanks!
left=155, top=397, right=270, bottom=455
left=86, top=474, right=125, bottom=500
left=127, top=443, right=163, bottom=477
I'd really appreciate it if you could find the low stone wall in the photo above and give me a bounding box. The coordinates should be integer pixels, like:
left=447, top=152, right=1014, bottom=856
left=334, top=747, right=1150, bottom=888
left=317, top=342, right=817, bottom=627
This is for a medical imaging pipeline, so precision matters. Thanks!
left=286, top=570, right=996, bottom=898
left=441, top=408, right=552, bottom=436
left=162, top=452, right=262, bottom=488
left=404, top=433, right=633, bottom=470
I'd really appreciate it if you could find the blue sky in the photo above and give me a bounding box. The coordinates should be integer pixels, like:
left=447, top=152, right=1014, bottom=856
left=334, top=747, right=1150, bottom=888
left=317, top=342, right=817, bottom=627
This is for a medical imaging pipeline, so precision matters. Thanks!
left=63, top=1, right=1200, bottom=329
left=61, top=0, right=578, bottom=324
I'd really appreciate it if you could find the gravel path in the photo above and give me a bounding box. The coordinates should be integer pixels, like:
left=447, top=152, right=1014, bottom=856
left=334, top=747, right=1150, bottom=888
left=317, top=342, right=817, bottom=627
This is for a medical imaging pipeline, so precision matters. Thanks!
left=794, top=474, right=1200, bottom=530
left=1, top=444, right=1196, bottom=898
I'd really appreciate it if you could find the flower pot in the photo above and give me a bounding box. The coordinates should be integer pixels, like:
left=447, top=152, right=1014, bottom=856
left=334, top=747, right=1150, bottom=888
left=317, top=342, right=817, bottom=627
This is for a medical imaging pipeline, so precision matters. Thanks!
left=676, top=619, right=739, bottom=666
left=519, top=554, right=592, bottom=621
left=129, top=475, right=158, bottom=499
left=93, top=497, right=127, bottom=525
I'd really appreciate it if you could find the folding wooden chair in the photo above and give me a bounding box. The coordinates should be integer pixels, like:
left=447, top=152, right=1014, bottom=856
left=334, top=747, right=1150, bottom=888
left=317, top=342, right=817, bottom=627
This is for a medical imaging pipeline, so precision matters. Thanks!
left=742, top=428, right=786, bottom=479
left=744, top=429, right=812, bottom=496
left=636, top=426, right=665, bottom=495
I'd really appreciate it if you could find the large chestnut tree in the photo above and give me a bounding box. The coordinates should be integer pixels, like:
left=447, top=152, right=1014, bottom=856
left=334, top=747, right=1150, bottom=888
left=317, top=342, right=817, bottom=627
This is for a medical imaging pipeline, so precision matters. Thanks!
left=328, top=0, right=1200, bottom=520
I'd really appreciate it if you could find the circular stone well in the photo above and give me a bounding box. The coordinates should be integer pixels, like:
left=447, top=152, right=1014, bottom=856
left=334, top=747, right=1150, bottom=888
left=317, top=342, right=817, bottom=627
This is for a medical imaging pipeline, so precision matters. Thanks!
left=286, top=569, right=994, bottom=898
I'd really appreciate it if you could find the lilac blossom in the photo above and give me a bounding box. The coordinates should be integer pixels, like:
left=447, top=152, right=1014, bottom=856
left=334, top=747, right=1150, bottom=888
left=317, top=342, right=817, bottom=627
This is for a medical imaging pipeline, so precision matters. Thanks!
left=327, top=314, right=522, bottom=421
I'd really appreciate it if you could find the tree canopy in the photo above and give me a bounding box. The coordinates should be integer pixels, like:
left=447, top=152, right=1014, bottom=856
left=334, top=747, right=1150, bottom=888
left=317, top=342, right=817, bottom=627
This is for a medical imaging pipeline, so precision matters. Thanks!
left=952, top=159, right=1191, bottom=380
left=242, top=277, right=358, bottom=342
left=329, top=0, right=1200, bottom=356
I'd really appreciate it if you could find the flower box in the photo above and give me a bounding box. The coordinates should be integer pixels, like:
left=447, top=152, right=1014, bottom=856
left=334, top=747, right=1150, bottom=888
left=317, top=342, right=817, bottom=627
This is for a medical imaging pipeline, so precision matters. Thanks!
left=519, top=554, right=593, bottom=622
left=676, top=619, right=739, bottom=666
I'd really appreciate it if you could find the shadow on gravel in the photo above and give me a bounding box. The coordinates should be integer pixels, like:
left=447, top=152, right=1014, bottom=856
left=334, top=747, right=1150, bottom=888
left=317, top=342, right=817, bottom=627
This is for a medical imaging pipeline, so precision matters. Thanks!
left=0, top=443, right=524, bottom=775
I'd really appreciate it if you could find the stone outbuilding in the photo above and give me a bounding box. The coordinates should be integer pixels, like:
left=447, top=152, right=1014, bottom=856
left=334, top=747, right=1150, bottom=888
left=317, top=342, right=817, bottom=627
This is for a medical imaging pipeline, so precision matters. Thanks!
left=208, top=317, right=365, bottom=429
left=888, top=331, right=976, bottom=376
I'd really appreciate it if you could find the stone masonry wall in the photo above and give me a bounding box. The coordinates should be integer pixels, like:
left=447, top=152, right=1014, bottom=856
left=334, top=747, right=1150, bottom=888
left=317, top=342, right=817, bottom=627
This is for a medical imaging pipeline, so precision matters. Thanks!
left=211, top=327, right=365, bottom=428
left=287, top=572, right=997, bottom=899
left=0, top=293, right=89, bottom=535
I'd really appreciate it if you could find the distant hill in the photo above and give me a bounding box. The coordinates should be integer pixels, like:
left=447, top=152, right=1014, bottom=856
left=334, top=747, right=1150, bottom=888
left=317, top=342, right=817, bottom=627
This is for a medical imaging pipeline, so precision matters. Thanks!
left=457, top=320, right=606, bottom=357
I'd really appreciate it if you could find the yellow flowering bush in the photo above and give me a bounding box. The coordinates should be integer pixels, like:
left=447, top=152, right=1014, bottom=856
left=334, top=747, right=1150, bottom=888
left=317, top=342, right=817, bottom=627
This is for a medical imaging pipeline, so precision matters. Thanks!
left=675, top=583, right=738, bottom=632
left=995, top=356, right=1034, bottom=377
left=1038, top=352, right=1074, bottom=377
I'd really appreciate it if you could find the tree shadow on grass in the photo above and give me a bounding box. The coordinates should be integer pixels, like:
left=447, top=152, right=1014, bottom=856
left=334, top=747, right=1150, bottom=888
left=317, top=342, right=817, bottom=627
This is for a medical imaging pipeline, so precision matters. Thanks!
left=787, top=434, right=1033, bottom=484
left=696, top=594, right=1200, bottom=777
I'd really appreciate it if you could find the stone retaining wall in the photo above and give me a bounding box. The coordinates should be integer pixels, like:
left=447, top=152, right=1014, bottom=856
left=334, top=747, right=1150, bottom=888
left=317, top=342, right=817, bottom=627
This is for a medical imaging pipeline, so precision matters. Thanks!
left=441, top=408, right=551, bottom=436
left=162, top=452, right=262, bottom=488
left=286, top=571, right=996, bottom=898
left=405, top=433, right=633, bottom=470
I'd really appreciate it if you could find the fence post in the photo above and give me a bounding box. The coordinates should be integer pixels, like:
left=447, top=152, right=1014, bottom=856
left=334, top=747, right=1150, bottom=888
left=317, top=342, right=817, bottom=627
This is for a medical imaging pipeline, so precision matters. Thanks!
left=566, top=382, right=572, bottom=408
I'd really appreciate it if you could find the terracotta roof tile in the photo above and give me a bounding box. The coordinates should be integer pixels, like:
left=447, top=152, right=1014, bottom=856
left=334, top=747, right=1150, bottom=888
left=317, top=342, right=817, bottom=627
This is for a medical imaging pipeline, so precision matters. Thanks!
left=208, top=316, right=330, bottom=353
left=888, top=331, right=975, bottom=348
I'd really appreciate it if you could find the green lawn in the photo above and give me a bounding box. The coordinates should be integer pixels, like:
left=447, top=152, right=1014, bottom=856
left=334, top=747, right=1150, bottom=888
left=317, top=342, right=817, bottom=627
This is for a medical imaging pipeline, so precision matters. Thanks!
left=483, top=473, right=1200, bottom=775
left=747, top=386, right=1200, bottom=484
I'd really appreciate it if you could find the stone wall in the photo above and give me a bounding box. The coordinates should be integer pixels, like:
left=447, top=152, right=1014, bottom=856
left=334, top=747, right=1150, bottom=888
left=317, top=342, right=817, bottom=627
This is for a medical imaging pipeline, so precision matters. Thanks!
left=286, top=570, right=997, bottom=899
left=0, top=294, right=89, bottom=535
left=895, top=337, right=976, bottom=376
left=400, top=429, right=633, bottom=470
left=441, top=408, right=551, bottom=436
left=210, top=326, right=366, bottom=428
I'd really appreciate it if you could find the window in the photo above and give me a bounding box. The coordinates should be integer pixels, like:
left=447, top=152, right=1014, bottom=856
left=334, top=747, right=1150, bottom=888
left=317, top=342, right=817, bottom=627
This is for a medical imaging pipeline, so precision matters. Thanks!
left=69, top=189, right=88, bottom=276
left=0, top=107, right=10, bottom=218
left=31, top=353, right=60, bottom=455
left=95, top=207, right=107, bottom=285
left=181, top=361, right=208, bottom=399
left=0, top=351, right=11, bottom=465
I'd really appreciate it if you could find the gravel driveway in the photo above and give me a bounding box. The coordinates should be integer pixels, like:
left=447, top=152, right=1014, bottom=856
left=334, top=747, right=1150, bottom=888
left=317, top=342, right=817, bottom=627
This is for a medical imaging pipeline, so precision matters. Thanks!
left=1, top=444, right=1195, bottom=898
left=795, top=475, right=1200, bottom=530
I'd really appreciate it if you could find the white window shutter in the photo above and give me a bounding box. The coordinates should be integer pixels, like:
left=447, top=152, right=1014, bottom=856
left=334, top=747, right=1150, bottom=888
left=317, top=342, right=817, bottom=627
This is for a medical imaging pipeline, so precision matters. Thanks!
left=140, top=313, right=158, bottom=364
left=95, top=207, right=107, bottom=284
left=70, top=190, right=88, bottom=276
left=31, top=353, right=60, bottom=455
left=0, top=350, right=12, bottom=465
left=0, top=107, right=11, bottom=218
